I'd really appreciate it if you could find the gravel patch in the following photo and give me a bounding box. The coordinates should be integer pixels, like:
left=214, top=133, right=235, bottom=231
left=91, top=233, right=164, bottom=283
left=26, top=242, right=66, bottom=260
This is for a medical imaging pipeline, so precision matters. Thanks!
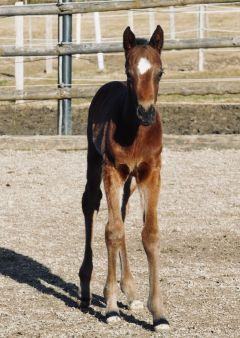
left=0, top=138, right=239, bottom=337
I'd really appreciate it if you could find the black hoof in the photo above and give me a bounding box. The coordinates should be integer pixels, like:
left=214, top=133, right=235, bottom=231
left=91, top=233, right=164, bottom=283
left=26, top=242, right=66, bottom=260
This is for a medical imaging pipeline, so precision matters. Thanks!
left=80, top=297, right=91, bottom=309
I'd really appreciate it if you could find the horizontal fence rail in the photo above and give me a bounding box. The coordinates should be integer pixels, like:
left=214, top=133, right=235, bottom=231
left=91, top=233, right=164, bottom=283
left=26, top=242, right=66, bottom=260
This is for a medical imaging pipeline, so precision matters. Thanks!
left=1, top=0, right=57, bottom=4
left=0, top=1, right=240, bottom=118
left=1, top=0, right=240, bottom=16
left=1, top=78, right=240, bottom=101
left=1, top=37, right=240, bottom=57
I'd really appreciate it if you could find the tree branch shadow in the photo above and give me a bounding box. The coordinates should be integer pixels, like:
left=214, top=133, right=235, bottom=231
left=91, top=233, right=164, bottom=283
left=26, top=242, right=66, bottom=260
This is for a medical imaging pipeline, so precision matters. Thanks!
left=0, top=247, right=153, bottom=331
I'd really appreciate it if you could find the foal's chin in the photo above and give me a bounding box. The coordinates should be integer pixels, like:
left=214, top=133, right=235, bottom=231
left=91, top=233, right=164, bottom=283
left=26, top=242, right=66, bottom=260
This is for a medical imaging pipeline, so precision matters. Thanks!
left=138, top=115, right=156, bottom=127
left=140, top=119, right=155, bottom=127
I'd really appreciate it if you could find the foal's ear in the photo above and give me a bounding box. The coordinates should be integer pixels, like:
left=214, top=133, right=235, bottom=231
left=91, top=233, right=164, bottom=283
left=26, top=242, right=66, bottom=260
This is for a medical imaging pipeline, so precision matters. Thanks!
left=149, top=25, right=164, bottom=54
left=123, top=26, right=136, bottom=55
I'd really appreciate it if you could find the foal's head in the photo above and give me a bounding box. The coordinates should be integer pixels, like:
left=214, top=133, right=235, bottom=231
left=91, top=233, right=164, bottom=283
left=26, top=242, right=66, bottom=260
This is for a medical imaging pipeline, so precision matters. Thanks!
left=123, top=26, right=164, bottom=126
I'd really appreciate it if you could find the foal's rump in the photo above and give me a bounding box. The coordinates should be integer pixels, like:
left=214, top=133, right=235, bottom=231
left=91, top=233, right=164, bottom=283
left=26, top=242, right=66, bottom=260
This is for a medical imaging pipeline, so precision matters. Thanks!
left=87, top=81, right=127, bottom=155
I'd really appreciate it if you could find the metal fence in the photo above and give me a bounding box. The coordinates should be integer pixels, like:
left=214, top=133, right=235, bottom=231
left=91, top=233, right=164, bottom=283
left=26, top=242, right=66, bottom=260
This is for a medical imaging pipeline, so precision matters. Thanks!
left=0, top=0, right=240, bottom=134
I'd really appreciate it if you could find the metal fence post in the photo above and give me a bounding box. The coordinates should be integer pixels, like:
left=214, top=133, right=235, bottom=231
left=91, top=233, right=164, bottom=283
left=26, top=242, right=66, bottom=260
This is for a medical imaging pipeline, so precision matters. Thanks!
left=58, top=0, right=72, bottom=135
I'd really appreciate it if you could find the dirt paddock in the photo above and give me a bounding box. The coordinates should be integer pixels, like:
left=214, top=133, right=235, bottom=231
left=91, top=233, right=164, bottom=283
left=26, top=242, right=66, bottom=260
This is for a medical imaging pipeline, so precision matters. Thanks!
left=0, top=135, right=239, bottom=338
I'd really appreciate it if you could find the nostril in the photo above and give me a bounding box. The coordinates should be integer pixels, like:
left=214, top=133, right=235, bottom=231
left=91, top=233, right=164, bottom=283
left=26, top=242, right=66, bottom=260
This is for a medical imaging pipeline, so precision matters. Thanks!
left=148, top=104, right=156, bottom=115
left=137, top=104, right=145, bottom=117
left=136, top=104, right=156, bottom=125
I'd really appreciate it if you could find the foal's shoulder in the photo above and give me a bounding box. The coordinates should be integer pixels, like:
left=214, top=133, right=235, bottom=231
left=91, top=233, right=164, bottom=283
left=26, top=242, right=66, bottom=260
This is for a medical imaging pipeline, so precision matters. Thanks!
left=89, top=81, right=127, bottom=156
left=89, top=80, right=127, bottom=118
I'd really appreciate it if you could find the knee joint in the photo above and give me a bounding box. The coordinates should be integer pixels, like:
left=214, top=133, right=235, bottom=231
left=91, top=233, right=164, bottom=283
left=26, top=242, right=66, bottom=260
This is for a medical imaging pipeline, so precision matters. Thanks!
left=82, top=188, right=102, bottom=214
left=142, top=228, right=159, bottom=253
left=105, top=221, right=124, bottom=247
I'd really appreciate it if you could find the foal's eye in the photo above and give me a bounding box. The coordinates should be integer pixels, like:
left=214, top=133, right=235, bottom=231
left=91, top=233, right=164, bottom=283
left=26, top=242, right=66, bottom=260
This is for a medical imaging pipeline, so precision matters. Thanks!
left=157, top=70, right=164, bottom=80
left=126, top=70, right=132, bottom=81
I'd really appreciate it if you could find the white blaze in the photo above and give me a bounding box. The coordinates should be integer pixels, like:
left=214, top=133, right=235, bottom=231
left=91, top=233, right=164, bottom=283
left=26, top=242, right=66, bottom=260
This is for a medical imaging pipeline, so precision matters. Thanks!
left=137, top=57, right=152, bottom=75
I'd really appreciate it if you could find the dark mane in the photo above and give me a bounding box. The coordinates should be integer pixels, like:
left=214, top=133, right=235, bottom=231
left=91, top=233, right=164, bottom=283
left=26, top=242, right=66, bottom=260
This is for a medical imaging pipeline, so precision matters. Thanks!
left=136, top=38, right=148, bottom=45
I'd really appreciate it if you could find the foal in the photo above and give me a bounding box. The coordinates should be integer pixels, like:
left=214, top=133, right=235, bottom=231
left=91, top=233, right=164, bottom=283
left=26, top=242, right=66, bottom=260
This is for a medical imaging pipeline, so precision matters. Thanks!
left=79, top=25, right=169, bottom=331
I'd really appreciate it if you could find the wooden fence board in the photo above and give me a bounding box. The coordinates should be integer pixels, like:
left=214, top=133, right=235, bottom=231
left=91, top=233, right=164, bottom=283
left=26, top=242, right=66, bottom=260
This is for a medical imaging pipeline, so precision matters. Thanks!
left=1, top=37, right=240, bottom=57
left=1, top=79, right=239, bottom=101
left=1, top=0, right=240, bottom=16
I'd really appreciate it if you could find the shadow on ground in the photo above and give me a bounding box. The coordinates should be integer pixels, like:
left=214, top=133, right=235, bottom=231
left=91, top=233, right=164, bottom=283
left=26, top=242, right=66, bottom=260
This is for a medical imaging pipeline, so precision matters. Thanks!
left=0, top=247, right=153, bottom=331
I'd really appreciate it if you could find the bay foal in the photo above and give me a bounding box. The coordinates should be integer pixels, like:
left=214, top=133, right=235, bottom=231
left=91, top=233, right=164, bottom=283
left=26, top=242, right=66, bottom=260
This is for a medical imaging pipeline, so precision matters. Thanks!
left=79, top=25, right=169, bottom=331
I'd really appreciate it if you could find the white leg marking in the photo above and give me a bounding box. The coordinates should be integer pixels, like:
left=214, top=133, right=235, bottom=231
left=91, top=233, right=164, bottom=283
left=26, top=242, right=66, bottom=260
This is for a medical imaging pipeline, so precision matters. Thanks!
left=106, top=316, right=121, bottom=324
left=154, top=323, right=170, bottom=331
left=138, top=186, right=148, bottom=220
left=129, top=300, right=144, bottom=311
left=119, top=185, right=124, bottom=206
left=106, top=314, right=121, bottom=324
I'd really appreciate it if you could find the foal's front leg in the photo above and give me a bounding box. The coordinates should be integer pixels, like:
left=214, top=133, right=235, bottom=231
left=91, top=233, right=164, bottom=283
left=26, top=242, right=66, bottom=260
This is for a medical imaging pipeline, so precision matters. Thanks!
left=120, top=177, right=143, bottom=310
left=79, top=147, right=102, bottom=307
left=103, top=163, right=126, bottom=322
left=140, top=168, right=169, bottom=331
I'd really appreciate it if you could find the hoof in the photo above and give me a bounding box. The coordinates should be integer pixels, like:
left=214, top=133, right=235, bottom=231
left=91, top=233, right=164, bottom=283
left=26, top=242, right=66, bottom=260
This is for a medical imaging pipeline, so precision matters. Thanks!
left=129, top=300, right=144, bottom=311
left=153, top=318, right=170, bottom=332
left=106, top=311, right=121, bottom=324
left=78, top=288, right=91, bottom=308
left=80, top=299, right=91, bottom=309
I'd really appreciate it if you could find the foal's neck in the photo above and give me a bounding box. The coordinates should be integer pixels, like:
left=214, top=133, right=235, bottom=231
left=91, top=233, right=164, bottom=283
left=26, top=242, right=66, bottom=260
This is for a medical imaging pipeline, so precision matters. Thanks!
left=122, top=85, right=139, bottom=128
left=113, top=85, right=139, bottom=147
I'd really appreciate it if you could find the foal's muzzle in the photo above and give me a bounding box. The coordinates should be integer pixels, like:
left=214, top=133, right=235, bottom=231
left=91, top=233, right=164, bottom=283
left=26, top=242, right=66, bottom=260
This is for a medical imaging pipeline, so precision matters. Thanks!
left=136, top=104, right=156, bottom=126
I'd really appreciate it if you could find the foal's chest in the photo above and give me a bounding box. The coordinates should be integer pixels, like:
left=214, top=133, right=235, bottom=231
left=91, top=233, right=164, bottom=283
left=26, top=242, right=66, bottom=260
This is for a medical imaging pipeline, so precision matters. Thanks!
left=105, top=118, right=162, bottom=182
left=112, top=135, right=161, bottom=182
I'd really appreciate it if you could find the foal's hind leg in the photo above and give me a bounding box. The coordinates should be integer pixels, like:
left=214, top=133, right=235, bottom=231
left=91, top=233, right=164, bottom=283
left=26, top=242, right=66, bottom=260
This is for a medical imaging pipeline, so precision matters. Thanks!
left=120, top=177, right=143, bottom=310
left=79, top=145, right=102, bottom=307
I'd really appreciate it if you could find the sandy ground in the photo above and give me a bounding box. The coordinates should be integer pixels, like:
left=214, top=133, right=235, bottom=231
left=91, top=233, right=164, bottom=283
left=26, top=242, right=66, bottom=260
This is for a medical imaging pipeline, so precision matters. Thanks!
left=0, top=136, right=239, bottom=337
